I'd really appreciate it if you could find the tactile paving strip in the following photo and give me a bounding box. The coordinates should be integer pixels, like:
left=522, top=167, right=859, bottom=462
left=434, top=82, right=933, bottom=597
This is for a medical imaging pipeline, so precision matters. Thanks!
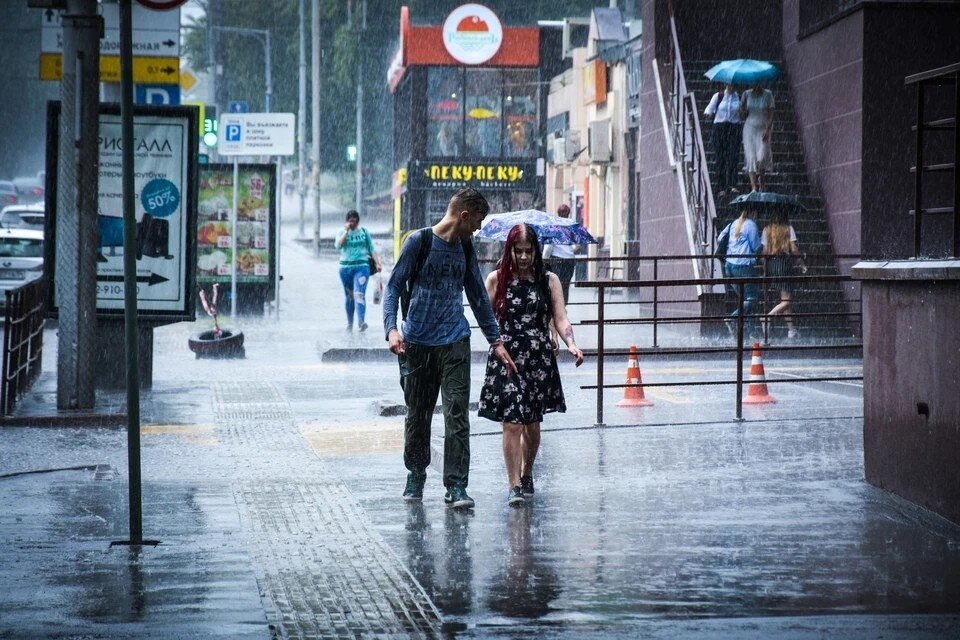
left=213, top=382, right=442, bottom=639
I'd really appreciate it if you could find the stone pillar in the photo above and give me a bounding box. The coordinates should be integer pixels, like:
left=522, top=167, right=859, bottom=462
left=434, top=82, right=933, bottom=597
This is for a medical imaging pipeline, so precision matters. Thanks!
left=853, top=260, right=960, bottom=525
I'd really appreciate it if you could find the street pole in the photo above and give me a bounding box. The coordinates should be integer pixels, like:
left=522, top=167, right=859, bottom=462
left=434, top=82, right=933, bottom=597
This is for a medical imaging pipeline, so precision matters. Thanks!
left=56, top=0, right=100, bottom=410
left=311, top=0, right=321, bottom=250
left=118, top=0, right=142, bottom=546
left=297, top=0, right=307, bottom=239
left=231, top=159, right=239, bottom=317
left=264, top=30, right=272, bottom=113
left=355, top=0, right=365, bottom=213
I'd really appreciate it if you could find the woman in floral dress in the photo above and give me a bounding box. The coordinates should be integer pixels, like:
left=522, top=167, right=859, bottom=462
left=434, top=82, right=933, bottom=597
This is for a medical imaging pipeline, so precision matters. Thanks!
left=479, top=224, right=583, bottom=506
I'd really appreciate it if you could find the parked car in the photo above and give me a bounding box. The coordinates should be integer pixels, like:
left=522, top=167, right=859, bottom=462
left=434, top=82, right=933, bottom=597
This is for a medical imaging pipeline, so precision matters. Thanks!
left=0, top=228, right=44, bottom=305
left=0, top=202, right=45, bottom=232
left=12, top=176, right=44, bottom=204
left=0, top=181, right=18, bottom=206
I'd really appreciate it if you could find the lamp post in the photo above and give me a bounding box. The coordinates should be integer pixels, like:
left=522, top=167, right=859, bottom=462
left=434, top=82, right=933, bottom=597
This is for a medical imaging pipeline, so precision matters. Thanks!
left=211, top=26, right=272, bottom=112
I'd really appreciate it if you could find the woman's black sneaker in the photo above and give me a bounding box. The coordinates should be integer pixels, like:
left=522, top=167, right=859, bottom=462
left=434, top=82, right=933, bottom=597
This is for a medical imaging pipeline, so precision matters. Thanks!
left=519, top=475, right=534, bottom=498
left=403, top=472, right=426, bottom=502
left=507, top=486, right=524, bottom=506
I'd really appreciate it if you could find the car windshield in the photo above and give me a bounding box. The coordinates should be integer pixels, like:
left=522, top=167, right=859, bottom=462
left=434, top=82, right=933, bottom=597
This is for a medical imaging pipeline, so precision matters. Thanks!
left=0, top=237, right=43, bottom=258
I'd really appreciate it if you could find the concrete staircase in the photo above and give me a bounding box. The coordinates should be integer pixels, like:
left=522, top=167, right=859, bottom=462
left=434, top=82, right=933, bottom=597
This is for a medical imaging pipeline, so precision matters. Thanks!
left=684, top=60, right=853, bottom=336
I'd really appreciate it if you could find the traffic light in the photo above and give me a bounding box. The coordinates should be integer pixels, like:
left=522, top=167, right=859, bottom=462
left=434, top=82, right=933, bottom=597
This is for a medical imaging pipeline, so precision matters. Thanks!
left=203, top=105, right=218, bottom=147
left=347, top=144, right=357, bottom=162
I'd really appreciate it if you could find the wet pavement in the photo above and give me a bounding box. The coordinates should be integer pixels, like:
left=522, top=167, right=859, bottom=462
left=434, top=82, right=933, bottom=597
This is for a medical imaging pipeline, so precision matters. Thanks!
left=0, top=194, right=958, bottom=638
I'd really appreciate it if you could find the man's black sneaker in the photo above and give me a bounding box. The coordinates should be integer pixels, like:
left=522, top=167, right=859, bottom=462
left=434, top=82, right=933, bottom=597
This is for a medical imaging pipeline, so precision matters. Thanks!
left=444, top=486, right=475, bottom=509
left=507, top=486, right=524, bottom=506
left=519, top=475, right=534, bottom=498
left=403, top=472, right=426, bottom=502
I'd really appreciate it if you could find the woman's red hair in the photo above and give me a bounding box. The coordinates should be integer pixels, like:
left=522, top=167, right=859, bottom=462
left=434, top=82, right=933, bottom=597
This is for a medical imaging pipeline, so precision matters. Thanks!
left=493, top=224, right=547, bottom=322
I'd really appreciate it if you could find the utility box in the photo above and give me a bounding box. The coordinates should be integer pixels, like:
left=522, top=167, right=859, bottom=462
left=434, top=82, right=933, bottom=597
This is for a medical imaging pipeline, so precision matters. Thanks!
left=588, top=119, right=611, bottom=163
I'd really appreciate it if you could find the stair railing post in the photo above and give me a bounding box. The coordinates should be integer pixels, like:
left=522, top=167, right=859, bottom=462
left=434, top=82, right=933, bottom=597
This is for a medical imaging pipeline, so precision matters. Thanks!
left=953, top=70, right=960, bottom=257
left=914, top=81, right=925, bottom=257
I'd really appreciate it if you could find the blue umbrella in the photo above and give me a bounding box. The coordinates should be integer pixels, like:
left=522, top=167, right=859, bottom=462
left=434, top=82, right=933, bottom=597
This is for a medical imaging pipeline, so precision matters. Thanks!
left=705, top=59, right=779, bottom=85
left=476, top=209, right=597, bottom=245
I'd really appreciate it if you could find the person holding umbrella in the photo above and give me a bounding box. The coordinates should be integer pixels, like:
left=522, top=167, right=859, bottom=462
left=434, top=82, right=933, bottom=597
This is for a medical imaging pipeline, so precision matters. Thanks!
left=542, top=203, right=577, bottom=302
left=478, top=223, right=584, bottom=506
left=739, top=82, right=775, bottom=192
left=762, top=208, right=807, bottom=339
left=704, top=60, right=778, bottom=194
left=703, top=83, right=742, bottom=198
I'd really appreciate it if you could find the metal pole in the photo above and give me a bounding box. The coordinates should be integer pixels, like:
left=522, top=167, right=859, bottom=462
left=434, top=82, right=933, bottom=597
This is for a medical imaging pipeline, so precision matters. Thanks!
left=275, top=156, right=282, bottom=318
left=56, top=0, right=100, bottom=411
left=652, top=258, right=659, bottom=348
left=297, top=0, right=307, bottom=239
left=355, top=0, right=365, bottom=212
left=954, top=72, right=960, bottom=257
left=231, top=159, right=239, bottom=317
left=596, top=284, right=605, bottom=426
left=914, top=83, right=924, bottom=257
left=311, top=0, right=321, bottom=250
left=264, top=31, right=272, bottom=113
left=119, top=0, right=142, bottom=545
left=735, top=282, right=744, bottom=421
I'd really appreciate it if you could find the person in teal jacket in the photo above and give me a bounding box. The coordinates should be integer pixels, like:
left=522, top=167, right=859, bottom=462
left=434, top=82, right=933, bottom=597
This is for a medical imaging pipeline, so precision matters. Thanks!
left=335, top=210, right=381, bottom=331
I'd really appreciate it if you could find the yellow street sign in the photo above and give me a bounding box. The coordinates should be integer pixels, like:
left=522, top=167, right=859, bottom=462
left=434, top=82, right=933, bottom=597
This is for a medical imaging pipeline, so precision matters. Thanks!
left=180, top=70, right=198, bottom=92
left=39, top=53, right=180, bottom=84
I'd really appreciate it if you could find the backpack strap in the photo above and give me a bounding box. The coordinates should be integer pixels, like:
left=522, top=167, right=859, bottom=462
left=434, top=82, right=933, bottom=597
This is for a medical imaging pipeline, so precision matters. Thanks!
left=400, top=228, right=433, bottom=320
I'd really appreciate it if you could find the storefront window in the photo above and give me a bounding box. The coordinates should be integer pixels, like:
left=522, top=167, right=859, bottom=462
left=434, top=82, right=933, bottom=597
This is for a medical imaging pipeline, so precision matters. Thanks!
left=465, top=69, right=502, bottom=157
left=427, top=68, right=463, bottom=157
left=503, top=70, right=538, bottom=158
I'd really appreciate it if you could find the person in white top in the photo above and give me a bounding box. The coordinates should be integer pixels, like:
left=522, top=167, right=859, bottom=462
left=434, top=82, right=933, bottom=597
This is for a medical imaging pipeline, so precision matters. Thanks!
left=739, top=83, right=775, bottom=192
left=542, top=204, right=576, bottom=302
left=761, top=209, right=807, bottom=339
left=704, top=83, right=742, bottom=197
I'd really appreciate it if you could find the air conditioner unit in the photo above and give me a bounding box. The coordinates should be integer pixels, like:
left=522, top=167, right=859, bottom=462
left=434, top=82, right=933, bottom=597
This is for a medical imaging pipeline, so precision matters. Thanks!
left=553, top=137, right=567, bottom=165
left=588, top=119, right=611, bottom=163
left=564, top=130, right=582, bottom=162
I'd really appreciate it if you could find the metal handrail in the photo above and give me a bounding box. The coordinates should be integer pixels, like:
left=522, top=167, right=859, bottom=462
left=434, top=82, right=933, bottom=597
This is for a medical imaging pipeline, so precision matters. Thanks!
left=578, top=273, right=861, bottom=425
left=2, top=278, right=47, bottom=415
left=906, top=62, right=959, bottom=257
left=663, top=15, right=718, bottom=283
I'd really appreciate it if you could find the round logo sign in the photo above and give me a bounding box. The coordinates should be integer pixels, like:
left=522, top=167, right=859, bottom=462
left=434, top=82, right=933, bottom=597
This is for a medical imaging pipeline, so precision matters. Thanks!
left=141, top=178, right=180, bottom=218
left=442, top=4, right=503, bottom=65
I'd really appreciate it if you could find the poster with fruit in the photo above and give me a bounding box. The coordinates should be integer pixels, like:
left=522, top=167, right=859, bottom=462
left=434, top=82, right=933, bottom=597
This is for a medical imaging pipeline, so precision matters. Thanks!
left=197, top=164, right=276, bottom=289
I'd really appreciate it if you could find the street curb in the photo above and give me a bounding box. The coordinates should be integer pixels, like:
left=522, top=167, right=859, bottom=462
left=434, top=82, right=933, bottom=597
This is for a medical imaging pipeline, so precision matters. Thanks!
left=0, top=412, right=128, bottom=428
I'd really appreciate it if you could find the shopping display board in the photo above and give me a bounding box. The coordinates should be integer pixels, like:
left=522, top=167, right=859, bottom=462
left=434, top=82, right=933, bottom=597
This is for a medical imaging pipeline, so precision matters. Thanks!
left=45, top=102, right=198, bottom=321
left=196, top=164, right=276, bottom=290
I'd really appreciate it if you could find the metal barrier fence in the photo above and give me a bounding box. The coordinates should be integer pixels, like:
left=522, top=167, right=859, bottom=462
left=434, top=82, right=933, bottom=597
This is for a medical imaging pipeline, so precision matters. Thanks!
left=478, top=253, right=861, bottom=347
left=577, top=273, right=863, bottom=425
left=2, top=277, right=47, bottom=415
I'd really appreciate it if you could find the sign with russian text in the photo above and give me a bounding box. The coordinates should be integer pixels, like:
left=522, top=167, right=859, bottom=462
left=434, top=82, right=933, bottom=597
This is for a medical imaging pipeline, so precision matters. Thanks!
left=217, top=113, right=295, bottom=156
left=409, top=160, right=537, bottom=191
left=45, top=103, right=198, bottom=321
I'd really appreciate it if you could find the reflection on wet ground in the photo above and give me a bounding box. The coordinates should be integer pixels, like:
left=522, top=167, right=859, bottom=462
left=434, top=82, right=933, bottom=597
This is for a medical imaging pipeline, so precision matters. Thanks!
left=330, top=417, right=960, bottom=637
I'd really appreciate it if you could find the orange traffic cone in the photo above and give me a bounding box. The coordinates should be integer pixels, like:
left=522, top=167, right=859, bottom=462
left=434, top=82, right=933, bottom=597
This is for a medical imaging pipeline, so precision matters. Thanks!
left=616, top=345, right=654, bottom=407
left=742, top=341, right=776, bottom=404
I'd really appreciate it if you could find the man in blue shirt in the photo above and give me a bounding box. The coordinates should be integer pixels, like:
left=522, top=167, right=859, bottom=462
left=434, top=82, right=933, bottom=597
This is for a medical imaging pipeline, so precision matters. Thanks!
left=383, top=188, right=517, bottom=509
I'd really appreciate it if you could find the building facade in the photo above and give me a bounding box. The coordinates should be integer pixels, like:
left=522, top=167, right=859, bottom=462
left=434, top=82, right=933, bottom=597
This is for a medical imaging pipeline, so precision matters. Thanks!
left=387, top=4, right=564, bottom=258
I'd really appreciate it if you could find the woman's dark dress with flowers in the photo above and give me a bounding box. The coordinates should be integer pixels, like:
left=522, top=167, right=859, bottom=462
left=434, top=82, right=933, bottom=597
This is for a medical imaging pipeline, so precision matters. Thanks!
left=479, top=277, right=566, bottom=424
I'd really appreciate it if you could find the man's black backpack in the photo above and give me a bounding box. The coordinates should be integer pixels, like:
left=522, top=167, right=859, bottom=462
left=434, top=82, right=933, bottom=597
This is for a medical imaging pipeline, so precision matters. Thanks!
left=714, top=221, right=732, bottom=264
left=399, top=228, right=475, bottom=320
